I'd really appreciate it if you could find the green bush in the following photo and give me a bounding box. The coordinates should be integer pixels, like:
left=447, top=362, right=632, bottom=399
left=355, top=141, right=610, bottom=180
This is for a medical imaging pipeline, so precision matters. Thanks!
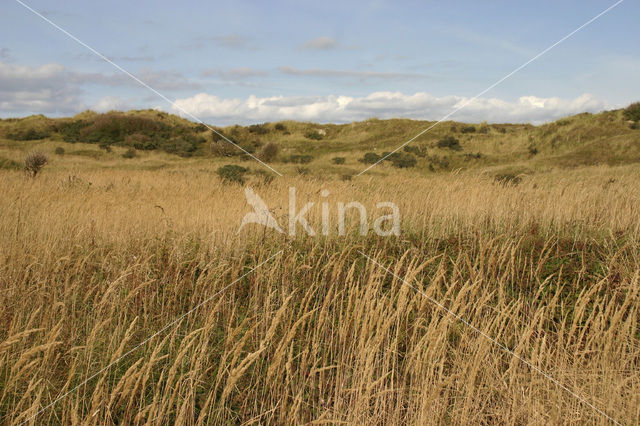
left=436, top=136, right=462, bottom=151
left=332, top=157, right=346, bottom=165
left=460, top=125, right=476, bottom=134
left=360, top=152, right=381, bottom=164
left=390, top=153, right=417, bottom=168
left=305, top=130, right=323, bottom=140
left=217, top=164, right=248, bottom=184
left=7, top=128, right=50, bottom=141
left=403, top=145, right=426, bottom=157
left=274, top=123, right=287, bottom=131
left=623, top=102, right=640, bottom=122
left=54, top=147, right=65, bottom=155
left=248, top=124, right=269, bottom=135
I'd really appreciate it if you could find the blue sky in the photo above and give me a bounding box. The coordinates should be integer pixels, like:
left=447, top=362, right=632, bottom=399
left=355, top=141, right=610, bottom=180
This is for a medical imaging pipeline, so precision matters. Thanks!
left=1, top=0, right=638, bottom=124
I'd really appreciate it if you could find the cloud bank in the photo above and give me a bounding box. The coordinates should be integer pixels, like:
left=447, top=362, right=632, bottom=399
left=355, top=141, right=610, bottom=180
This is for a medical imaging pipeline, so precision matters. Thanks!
left=172, top=92, right=609, bottom=125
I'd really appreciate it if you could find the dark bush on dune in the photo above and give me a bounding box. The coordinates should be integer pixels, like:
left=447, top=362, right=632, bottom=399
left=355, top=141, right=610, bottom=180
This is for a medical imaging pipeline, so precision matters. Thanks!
left=624, top=102, right=640, bottom=122
left=437, top=136, right=462, bottom=151
left=360, top=152, right=381, bottom=164
left=390, top=153, right=417, bottom=168
left=217, top=164, right=248, bottom=184
left=7, top=128, right=50, bottom=141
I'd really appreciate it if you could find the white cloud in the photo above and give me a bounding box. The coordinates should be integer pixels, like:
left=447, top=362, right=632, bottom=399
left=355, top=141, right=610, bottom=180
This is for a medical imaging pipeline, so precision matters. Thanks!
left=278, top=66, right=430, bottom=81
left=0, top=61, right=199, bottom=115
left=202, top=67, right=268, bottom=80
left=300, top=36, right=339, bottom=50
left=172, top=91, right=610, bottom=125
left=91, top=96, right=130, bottom=112
left=0, top=61, right=83, bottom=113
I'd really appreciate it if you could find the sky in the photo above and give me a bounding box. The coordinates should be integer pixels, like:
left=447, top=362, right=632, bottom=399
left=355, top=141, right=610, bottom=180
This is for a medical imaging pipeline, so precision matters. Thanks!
left=1, top=0, right=638, bottom=125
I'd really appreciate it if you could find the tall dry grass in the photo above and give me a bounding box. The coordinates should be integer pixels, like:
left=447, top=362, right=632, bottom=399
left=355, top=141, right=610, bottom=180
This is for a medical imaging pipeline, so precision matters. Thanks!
left=0, top=165, right=638, bottom=424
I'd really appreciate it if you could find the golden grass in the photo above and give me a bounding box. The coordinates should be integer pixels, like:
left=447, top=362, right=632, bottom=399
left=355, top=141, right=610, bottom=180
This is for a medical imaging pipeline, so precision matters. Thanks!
left=0, top=162, right=639, bottom=424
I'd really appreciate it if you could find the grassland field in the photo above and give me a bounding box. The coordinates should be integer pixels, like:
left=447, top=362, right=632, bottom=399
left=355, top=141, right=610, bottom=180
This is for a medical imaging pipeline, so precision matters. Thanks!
left=0, top=108, right=639, bottom=424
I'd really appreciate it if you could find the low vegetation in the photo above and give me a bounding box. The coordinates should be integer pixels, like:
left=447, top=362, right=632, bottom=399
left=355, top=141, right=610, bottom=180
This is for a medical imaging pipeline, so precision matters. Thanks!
left=0, top=104, right=639, bottom=424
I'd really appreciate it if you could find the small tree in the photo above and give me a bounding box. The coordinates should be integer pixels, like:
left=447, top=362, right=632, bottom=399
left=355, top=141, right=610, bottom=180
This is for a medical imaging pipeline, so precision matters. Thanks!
left=259, top=142, right=279, bottom=162
left=24, top=151, right=48, bottom=177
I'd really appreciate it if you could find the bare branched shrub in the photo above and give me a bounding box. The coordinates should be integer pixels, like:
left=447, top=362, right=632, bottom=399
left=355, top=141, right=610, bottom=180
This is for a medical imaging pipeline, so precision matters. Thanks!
left=24, top=151, right=48, bottom=177
left=258, top=142, right=279, bottom=162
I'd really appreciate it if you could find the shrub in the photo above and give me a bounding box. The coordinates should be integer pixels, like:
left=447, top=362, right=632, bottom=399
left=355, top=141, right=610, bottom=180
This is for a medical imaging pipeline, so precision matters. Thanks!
left=436, top=136, right=462, bottom=151
left=391, top=153, right=417, bottom=168
left=623, top=102, right=640, bottom=122
left=7, top=128, right=50, bottom=141
left=164, top=136, right=203, bottom=157
left=55, top=147, right=65, bottom=155
left=305, top=130, right=323, bottom=140
left=528, top=145, right=539, bottom=156
left=24, top=151, right=48, bottom=177
left=248, top=124, right=269, bottom=135
left=210, top=140, right=238, bottom=157
left=360, top=152, right=381, bottom=164
left=122, top=148, right=137, bottom=159
left=274, top=123, right=287, bottom=131
left=332, top=157, right=346, bottom=165
left=259, top=142, right=279, bottom=162
left=217, top=164, right=248, bottom=184
left=403, top=145, right=426, bottom=157
left=460, top=125, right=476, bottom=134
